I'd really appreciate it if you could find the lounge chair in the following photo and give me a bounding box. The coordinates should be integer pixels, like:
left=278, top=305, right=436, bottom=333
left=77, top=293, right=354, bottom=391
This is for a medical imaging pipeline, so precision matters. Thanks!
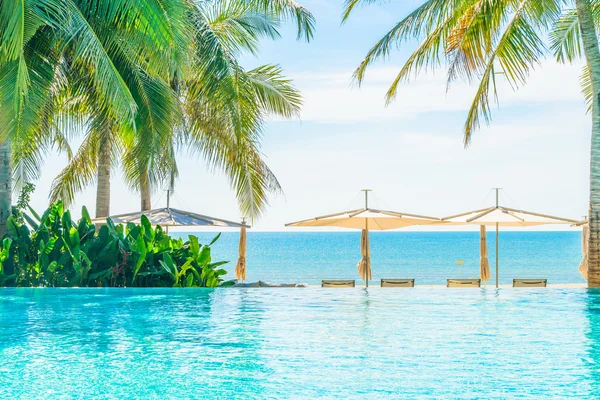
left=513, top=279, right=547, bottom=288
left=447, top=279, right=481, bottom=288
left=322, top=280, right=355, bottom=288
left=381, top=278, right=415, bottom=288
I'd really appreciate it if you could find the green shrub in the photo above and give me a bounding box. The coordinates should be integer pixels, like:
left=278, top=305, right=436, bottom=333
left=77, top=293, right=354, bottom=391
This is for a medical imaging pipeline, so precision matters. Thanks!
left=0, top=202, right=228, bottom=288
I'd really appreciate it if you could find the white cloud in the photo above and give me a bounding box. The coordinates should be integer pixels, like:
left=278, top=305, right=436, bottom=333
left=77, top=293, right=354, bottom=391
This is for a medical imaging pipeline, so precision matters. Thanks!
left=255, top=105, right=591, bottom=230
left=285, top=61, right=587, bottom=123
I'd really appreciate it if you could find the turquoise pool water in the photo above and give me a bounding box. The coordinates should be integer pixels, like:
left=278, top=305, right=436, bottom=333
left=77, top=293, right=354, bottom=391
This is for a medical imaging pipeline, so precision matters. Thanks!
left=1, top=288, right=599, bottom=398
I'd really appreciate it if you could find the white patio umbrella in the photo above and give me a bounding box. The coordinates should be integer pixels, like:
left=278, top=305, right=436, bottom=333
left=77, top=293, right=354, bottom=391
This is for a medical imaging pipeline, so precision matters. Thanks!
left=438, top=189, right=578, bottom=288
left=93, top=207, right=249, bottom=230
left=92, top=191, right=249, bottom=231
left=285, top=190, right=440, bottom=287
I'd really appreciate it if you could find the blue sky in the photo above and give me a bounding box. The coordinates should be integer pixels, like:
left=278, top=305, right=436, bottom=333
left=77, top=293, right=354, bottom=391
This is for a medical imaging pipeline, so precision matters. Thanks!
left=30, top=0, right=590, bottom=231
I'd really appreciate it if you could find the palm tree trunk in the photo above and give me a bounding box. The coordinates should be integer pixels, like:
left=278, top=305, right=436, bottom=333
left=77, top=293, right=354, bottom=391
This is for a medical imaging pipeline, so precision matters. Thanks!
left=95, top=139, right=111, bottom=218
left=577, top=0, right=600, bottom=287
left=140, top=169, right=151, bottom=211
left=0, top=139, right=11, bottom=236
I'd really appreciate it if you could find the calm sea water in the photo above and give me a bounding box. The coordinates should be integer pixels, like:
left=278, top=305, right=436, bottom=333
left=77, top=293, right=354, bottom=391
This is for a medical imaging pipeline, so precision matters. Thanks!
left=173, top=231, right=584, bottom=285
left=1, top=288, right=599, bottom=398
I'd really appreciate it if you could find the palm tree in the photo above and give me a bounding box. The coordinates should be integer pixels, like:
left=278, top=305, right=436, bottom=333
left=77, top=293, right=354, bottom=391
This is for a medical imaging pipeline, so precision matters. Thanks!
left=44, top=0, right=188, bottom=218
left=131, top=0, right=312, bottom=219
left=50, top=0, right=312, bottom=221
left=172, top=0, right=305, bottom=218
left=0, top=0, right=170, bottom=234
left=343, top=0, right=600, bottom=287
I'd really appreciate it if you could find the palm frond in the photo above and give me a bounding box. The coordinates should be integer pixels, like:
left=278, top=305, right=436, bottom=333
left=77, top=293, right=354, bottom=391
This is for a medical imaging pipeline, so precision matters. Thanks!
left=581, top=65, right=593, bottom=112
left=463, top=0, right=548, bottom=145
left=61, top=0, right=137, bottom=122
left=121, top=68, right=182, bottom=192
left=49, top=127, right=99, bottom=206
left=244, top=0, right=315, bottom=41
left=550, top=9, right=582, bottom=63
left=351, top=0, right=456, bottom=85
left=246, top=65, right=302, bottom=118
left=0, top=0, right=24, bottom=61
left=445, top=0, right=506, bottom=87
left=342, top=0, right=392, bottom=22
left=202, top=0, right=281, bottom=56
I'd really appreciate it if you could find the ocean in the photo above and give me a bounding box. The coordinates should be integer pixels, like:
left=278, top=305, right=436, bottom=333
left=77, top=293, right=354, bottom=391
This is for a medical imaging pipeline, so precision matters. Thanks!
left=172, top=231, right=584, bottom=285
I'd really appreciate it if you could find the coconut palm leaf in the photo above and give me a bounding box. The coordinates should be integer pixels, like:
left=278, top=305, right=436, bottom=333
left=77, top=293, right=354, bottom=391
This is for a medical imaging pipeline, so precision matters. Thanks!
left=550, top=9, right=582, bottom=63
left=200, top=0, right=282, bottom=56
left=245, top=0, right=315, bottom=41
left=246, top=65, right=302, bottom=118
left=348, top=0, right=457, bottom=86
left=49, top=127, right=99, bottom=206
left=345, top=0, right=564, bottom=144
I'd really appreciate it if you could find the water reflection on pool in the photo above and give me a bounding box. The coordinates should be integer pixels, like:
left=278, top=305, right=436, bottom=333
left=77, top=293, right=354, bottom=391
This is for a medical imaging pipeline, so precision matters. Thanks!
left=0, top=288, right=599, bottom=398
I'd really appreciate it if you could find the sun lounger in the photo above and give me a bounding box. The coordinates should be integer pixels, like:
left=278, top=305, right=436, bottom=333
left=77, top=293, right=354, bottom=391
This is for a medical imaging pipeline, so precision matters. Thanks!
left=447, top=279, right=481, bottom=288
left=322, top=280, right=355, bottom=288
left=513, top=279, right=547, bottom=288
left=381, top=278, right=415, bottom=288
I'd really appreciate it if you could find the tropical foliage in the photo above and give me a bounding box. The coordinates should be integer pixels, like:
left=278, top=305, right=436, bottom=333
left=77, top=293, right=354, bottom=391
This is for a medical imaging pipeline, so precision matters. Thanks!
left=0, top=201, right=229, bottom=288
left=343, top=0, right=600, bottom=286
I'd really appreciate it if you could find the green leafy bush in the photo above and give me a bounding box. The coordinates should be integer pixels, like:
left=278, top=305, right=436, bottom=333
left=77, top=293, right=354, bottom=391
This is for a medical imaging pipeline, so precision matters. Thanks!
left=0, top=202, right=228, bottom=288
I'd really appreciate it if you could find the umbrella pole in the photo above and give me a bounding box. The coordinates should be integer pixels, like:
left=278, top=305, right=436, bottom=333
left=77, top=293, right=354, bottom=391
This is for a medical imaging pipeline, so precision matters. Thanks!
left=365, top=219, right=369, bottom=288
left=494, top=188, right=500, bottom=289
left=363, top=189, right=371, bottom=288
left=496, top=222, right=499, bottom=288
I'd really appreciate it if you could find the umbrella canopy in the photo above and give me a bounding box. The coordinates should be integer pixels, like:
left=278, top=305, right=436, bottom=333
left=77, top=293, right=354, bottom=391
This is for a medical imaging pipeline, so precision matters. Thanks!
left=92, top=207, right=250, bottom=229
left=235, top=226, right=247, bottom=281
left=286, top=190, right=440, bottom=287
left=442, top=206, right=578, bottom=227
left=480, top=226, right=490, bottom=283
left=435, top=189, right=578, bottom=287
left=286, top=208, right=440, bottom=230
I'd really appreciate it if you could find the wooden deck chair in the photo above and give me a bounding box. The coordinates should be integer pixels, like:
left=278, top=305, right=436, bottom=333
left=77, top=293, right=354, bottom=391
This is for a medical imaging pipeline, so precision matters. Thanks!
left=447, top=279, right=481, bottom=288
left=321, top=280, right=355, bottom=288
left=513, top=279, right=547, bottom=288
left=381, top=278, right=415, bottom=288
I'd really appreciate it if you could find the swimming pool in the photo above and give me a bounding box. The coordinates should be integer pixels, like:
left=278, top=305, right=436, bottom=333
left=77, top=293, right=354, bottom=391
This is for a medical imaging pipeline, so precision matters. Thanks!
left=1, top=288, right=599, bottom=398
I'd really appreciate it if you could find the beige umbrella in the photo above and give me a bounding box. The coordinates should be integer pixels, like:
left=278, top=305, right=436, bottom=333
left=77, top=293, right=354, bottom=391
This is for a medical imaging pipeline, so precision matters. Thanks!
left=579, top=224, right=589, bottom=280
left=438, top=189, right=578, bottom=287
left=286, top=190, right=440, bottom=287
left=480, top=225, right=491, bottom=284
left=235, top=223, right=247, bottom=282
